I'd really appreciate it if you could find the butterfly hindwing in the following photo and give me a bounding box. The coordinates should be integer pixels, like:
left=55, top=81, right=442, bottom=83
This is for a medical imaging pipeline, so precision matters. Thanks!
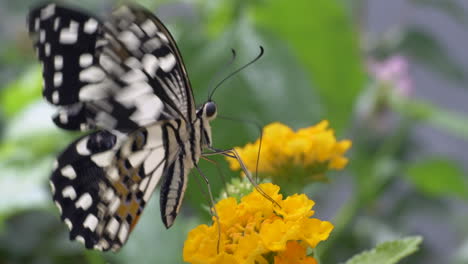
left=51, top=123, right=173, bottom=251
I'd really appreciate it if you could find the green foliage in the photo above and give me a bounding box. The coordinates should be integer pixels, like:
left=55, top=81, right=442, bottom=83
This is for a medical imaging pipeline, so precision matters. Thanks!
left=345, top=236, right=423, bottom=264
left=398, top=27, right=466, bottom=83
left=406, top=157, right=468, bottom=199
left=0, top=67, right=42, bottom=119
left=391, top=95, right=468, bottom=140
left=253, top=0, right=366, bottom=133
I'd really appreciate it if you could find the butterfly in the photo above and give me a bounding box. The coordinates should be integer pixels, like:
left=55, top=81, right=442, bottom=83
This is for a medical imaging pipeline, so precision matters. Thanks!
left=27, top=2, right=223, bottom=251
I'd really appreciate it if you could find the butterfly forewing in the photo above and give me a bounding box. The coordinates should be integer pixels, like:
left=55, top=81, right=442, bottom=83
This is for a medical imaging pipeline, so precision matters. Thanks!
left=29, top=2, right=208, bottom=251
left=108, top=5, right=196, bottom=122
left=29, top=3, right=196, bottom=132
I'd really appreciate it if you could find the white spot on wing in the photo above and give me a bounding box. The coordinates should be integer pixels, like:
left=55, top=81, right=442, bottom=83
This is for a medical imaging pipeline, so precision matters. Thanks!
left=125, top=57, right=142, bottom=69
left=61, top=165, right=77, bottom=179
left=143, top=38, right=161, bottom=52
left=129, top=95, right=163, bottom=125
left=128, top=150, right=149, bottom=167
left=79, top=81, right=109, bottom=101
left=59, top=21, right=79, bottom=44
left=79, top=53, right=93, bottom=67
left=141, top=19, right=157, bottom=36
left=160, top=53, right=176, bottom=72
left=120, top=69, right=147, bottom=84
left=96, top=239, right=109, bottom=251
left=75, top=193, right=93, bottom=210
left=90, top=151, right=114, bottom=167
left=34, top=18, right=40, bottom=31
left=75, top=235, right=86, bottom=245
left=79, top=66, right=105, bottom=82
left=54, top=55, right=63, bottom=70
left=76, top=137, right=91, bottom=155
left=84, top=18, right=98, bottom=34
left=107, top=167, right=119, bottom=181
left=52, top=91, right=59, bottom=104
left=44, top=43, right=51, bottom=56
left=109, top=197, right=120, bottom=214
left=119, top=31, right=140, bottom=50
left=40, top=4, right=56, bottom=20
left=62, top=186, right=77, bottom=200
left=83, top=214, right=99, bottom=231
left=115, top=82, right=152, bottom=107
left=99, top=54, right=117, bottom=71
left=118, top=222, right=129, bottom=243
left=157, top=32, right=169, bottom=43
left=142, top=54, right=159, bottom=76
left=54, top=17, right=60, bottom=31
left=103, top=188, right=115, bottom=202
left=39, top=30, right=46, bottom=43
left=106, top=218, right=119, bottom=238
left=64, top=218, right=73, bottom=230
left=54, top=72, right=63, bottom=87
left=59, top=111, right=68, bottom=124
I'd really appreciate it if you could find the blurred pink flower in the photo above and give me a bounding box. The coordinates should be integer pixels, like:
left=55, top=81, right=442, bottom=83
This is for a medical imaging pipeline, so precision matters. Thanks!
left=369, top=55, right=413, bottom=97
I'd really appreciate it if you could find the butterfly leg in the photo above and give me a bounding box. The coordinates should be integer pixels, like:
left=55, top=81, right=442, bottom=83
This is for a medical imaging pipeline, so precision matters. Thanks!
left=194, top=164, right=221, bottom=253
left=204, top=147, right=281, bottom=208
left=201, top=156, right=230, bottom=197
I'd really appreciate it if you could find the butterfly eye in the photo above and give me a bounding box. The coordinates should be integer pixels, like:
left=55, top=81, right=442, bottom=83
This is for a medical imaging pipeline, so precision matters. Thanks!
left=205, top=102, right=217, bottom=118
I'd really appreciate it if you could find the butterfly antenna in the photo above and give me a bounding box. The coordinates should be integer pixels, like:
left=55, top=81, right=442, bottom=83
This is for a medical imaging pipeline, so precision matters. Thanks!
left=208, top=46, right=265, bottom=100
left=207, top=49, right=237, bottom=100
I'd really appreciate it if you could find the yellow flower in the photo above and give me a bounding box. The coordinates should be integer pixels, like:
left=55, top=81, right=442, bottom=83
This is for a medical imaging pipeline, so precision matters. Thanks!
left=227, top=121, right=352, bottom=181
left=274, top=241, right=317, bottom=264
left=183, top=183, right=333, bottom=264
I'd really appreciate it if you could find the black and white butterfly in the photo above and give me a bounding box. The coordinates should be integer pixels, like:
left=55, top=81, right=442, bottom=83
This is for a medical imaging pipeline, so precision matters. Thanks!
left=28, top=2, right=224, bottom=251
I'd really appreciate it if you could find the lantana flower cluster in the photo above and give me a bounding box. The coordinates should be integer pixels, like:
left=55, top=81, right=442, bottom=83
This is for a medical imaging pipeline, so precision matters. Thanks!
left=227, top=121, right=351, bottom=181
left=183, top=183, right=333, bottom=264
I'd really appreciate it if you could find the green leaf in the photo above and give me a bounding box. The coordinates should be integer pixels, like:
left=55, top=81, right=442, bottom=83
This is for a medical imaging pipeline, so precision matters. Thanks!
left=399, top=27, right=466, bottom=83
left=0, top=159, right=53, bottom=215
left=252, top=0, right=366, bottom=133
left=0, top=66, right=42, bottom=118
left=405, top=157, right=468, bottom=199
left=345, top=236, right=423, bottom=264
left=391, top=95, right=468, bottom=140
left=410, top=0, right=467, bottom=24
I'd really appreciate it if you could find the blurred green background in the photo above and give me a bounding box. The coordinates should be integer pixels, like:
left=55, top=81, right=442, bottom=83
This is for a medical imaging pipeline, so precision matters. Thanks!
left=1, top=0, right=468, bottom=263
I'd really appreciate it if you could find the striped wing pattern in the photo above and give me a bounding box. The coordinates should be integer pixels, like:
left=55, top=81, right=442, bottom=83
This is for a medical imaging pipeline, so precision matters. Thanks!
left=28, top=3, right=204, bottom=251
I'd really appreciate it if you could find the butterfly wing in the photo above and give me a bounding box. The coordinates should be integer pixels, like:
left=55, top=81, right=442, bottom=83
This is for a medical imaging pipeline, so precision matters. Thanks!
left=51, top=124, right=174, bottom=251
left=28, top=3, right=196, bottom=131
left=29, top=3, right=199, bottom=251
left=106, top=5, right=197, bottom=123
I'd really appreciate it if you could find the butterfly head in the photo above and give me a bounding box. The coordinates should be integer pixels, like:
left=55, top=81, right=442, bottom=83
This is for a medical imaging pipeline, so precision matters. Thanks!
left=199, top=101, right=217, bottom=121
